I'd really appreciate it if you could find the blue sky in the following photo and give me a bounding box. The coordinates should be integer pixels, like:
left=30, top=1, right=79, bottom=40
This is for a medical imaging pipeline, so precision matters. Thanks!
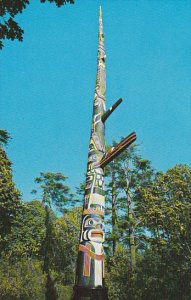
left=1, top=0, right=191, bottom=201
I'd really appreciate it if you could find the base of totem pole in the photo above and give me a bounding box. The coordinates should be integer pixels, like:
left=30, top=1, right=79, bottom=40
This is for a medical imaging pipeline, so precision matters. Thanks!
left=72, top=285, right=109, bottom=300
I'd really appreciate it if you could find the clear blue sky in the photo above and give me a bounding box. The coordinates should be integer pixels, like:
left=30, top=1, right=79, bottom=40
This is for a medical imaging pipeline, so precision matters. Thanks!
left=1, top=0, right=191, bottom=201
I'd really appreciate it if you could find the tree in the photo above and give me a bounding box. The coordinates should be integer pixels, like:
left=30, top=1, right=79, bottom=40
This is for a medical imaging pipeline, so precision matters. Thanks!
left=32, top=172, right=74, bottom=300
left=105, top=245, right=142, bottom=300
left=135, top=164, right=191, bottom=299
left=136, top=165, right=191, bottom=254
left=116, top=145, right=155, bottom=272
left=105, top=143, right=155, bottom=265
left=0, top=200, right=47, bottom=299
left=53, top=207, right=81, bottom=285
left=0, top=129, right=22, bottom=254
left=106, top=163, right=191, bottom=300
left=0, top=0, right=74, bottom=49
left=105, top=158, right=120, bottom=256
left=0, top=258, right=46, bottom=300
left=2, top=200, right=46, bottom=261
left=0, top=197, right=81, bottom=299
left=32, top=172, right=74, bottom=212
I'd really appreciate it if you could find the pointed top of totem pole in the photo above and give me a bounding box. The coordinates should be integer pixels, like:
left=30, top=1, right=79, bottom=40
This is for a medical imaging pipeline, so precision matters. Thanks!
left=99, top=6, right=102, bottom=18
left=99, top=6, right=103, bottom=37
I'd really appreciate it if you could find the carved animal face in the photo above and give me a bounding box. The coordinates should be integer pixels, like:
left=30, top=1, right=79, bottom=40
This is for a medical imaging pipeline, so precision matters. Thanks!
left=81, top=214, right=105, bottom=243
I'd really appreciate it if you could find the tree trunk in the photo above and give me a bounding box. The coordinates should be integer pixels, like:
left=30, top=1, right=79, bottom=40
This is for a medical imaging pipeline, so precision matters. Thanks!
left=111, top=170, right=117, bottom=256
left=43, top=205, right=58, bottom=300
left=124, top=162, right=136, bottom=273
left=128, top=197, right=136, bottom=272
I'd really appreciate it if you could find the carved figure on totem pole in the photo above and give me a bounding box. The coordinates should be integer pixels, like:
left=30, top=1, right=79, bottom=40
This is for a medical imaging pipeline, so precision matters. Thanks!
left=73, top=7, right=136, bottom=300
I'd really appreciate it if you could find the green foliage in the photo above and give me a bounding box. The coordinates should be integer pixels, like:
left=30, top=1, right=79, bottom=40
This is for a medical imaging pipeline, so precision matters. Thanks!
left=56, top=284, right=73, bottom=300
left=105, top=143, right=154, bottom=260
left=106, top=163, right=191, bottom=299
left=52, top=207, right=81, bottom=284
left=0, top=0, right=74, bottom=49
left=0, top=129, right=11, bottom=145
left=136, top=164, right=191, bottom=255
left=0, top=257, right=46, bottom=300
left=0, top=0, right=29, bottom=48
left=75, top=180, right=85, bottom=206
left=32, top=172, right=74, bottom=212
left=0, top=131, right=22, bottom=253
left=2, top=201, right=46, bottom=260
left=105, top=142, right=191, bottom=299
left=39, top=206, right=81, bottom=299
left=31, top=172, right=78, bottom=300
left=105, top=245, right=140, bottom=300
left=40, top=0, right=74, bottom=7
left=136, top=248, right=191, bottom=300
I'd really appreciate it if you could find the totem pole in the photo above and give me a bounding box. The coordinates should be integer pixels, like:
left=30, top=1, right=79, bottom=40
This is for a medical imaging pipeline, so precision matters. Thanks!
left=73, top=7, right=136, bottom=300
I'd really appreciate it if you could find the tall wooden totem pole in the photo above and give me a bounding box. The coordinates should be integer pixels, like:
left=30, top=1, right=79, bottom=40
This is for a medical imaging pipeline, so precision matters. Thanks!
left=73, top=7, right=136, bottom=300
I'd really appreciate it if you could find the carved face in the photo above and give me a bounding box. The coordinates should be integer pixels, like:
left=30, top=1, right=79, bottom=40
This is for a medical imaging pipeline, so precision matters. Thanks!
left=81, top=214, right=105, bottom=243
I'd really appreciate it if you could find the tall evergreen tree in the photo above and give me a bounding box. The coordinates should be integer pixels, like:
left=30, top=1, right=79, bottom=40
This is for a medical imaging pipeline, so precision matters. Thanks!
left=32, top=172, right=74, bottom=300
